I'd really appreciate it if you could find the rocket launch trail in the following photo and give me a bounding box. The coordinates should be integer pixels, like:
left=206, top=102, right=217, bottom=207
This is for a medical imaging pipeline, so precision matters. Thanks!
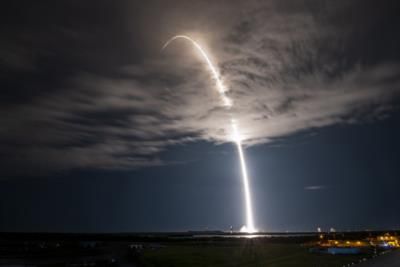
left=162, top=35, right=256, bottom=233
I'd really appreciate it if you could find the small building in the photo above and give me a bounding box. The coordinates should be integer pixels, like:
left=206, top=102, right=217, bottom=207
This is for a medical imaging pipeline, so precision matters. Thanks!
left=368, top=233, right=399, bottom=248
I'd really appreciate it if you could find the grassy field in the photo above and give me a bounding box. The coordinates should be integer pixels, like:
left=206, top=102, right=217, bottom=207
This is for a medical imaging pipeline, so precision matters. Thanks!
left=139, top=240, right=366, bottom=267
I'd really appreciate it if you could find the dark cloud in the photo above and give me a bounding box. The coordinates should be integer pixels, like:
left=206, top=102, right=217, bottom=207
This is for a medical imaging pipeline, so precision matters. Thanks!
left=1, top=0, right=400, bottom=175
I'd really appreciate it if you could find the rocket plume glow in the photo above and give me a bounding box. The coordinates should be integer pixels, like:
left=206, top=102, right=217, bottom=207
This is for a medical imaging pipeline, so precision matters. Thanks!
left=163, top=35, right=256, bottom=233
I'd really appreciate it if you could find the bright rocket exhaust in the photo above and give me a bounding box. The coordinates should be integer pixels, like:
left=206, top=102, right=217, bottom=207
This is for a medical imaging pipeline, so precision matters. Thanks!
left=162, top=35, right=256, bottom=233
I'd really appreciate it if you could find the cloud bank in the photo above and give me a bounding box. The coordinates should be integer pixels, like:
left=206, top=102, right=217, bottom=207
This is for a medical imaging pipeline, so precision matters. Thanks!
left=1, top=0, right=400, bottom=174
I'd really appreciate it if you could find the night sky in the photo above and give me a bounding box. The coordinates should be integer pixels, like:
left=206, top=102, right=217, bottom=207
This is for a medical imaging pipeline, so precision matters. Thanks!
left=1, top=0, right=400, bottom=233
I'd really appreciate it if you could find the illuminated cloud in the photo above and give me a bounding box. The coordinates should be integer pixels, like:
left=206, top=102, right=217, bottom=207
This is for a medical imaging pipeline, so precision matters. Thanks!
left=1, top=0, right=400, bottom=174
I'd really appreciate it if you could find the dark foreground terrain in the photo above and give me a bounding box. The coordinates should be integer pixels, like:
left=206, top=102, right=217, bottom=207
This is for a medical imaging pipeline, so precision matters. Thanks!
left=0, top=231, right=398, bottom=267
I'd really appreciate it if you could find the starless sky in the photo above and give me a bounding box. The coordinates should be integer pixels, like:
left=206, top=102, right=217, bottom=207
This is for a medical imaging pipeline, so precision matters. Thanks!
left=1, top=0, right=400, bottom=232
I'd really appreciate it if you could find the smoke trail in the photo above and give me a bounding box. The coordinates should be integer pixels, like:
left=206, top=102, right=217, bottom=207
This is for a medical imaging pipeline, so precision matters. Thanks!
left=162, top=35, right=256, bottom=233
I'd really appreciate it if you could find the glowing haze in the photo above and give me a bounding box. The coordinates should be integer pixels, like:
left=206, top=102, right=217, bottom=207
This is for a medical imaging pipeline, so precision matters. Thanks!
left=163, top=35, right=256, bottom=233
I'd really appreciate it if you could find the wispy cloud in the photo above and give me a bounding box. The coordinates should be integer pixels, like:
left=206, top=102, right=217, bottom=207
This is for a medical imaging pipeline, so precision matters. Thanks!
left=304, top=185, right=326, bottom=191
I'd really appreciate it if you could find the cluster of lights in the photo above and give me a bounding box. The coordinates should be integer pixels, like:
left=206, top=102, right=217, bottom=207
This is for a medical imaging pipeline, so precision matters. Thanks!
left=318, top=233, right=399, bottom=248
left=318, top=239, right=368, bottom=248
left=373, top=234, right=400, bottom=248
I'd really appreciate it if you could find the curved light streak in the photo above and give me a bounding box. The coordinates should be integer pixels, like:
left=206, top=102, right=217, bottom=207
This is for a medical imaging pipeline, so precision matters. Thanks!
left=163, top=35, right=256, bottom=233
left=162, top=35, right=232, bottom=107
